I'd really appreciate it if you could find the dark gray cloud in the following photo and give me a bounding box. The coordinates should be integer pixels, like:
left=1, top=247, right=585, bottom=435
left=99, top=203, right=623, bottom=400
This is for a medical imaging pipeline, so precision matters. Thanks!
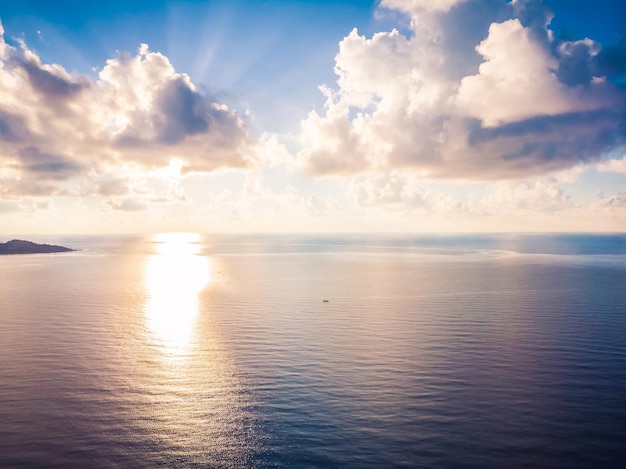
left=113, top=75, right=249, bottom=166
left=436, top=0, right=512, bottom=79
left=154, top=77, right=248, bottom=148
left=18, top=146, right=84, bottom=180
left=513, top=0, right=553, bottom=44
left=557, top=39, right=597, bottom=86
left=15, top=57, right=91, bottom=98
left=469, top=110, right=622, bottom=148
left=555, top=33, right=626, bottom=88
left=0, top=111, right=31, bottom=142
left=156, top=77, right=210, bottom=144
left=455, top=110, right=625, bottom=178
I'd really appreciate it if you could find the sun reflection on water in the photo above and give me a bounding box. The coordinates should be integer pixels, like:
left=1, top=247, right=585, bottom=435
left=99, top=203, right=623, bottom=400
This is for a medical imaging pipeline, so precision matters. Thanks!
left=144, top=233, right=212, bottom=360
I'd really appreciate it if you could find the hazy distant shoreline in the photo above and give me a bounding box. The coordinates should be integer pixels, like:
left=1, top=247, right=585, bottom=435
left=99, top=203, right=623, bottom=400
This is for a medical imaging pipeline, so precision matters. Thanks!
left=0, top=239, right=74, bottom=255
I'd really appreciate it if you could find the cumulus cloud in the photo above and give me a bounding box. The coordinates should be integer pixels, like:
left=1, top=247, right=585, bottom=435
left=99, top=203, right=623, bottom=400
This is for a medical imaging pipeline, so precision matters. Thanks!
left=298, top=0, right=626, bottom=180
left=455, top=19, right=616, bottom=126
left=557, top=38, right=601, bottom=86
left=102, top=46, right=250, bottom=171
left=0, top=22, right=252, bottom=200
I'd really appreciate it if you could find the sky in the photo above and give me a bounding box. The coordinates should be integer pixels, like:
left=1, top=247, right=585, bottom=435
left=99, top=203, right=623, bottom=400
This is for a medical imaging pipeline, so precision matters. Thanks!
left=0, top=0, right=625, bottom=234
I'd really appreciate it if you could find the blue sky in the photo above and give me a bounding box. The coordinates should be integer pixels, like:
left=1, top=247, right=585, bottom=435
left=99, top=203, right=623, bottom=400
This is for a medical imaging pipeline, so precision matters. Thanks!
left=1, top=0, right=625, bottom=233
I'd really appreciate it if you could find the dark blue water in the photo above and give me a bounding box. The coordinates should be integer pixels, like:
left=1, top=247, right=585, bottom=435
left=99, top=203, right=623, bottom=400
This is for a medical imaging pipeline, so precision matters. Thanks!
left=0, top=233, right=625, bottom=467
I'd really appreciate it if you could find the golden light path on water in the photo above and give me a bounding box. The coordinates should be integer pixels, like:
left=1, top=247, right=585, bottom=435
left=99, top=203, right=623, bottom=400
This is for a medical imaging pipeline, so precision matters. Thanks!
left=137, top=234, right=256, bottom=465
left=144, top=232, right=212, bottom=361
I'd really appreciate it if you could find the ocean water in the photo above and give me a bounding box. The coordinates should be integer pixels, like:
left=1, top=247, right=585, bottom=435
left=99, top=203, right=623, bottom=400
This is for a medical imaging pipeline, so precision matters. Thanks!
left=0, top=233, right=625, bottom=468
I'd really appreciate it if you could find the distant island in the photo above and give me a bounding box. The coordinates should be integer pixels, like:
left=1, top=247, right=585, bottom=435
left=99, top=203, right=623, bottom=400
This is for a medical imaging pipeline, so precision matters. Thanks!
left=0, top=239, right=75, bottom=255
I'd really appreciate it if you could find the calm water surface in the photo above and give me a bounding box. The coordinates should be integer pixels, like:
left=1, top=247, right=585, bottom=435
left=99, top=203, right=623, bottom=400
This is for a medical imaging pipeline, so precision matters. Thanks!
left=0, top=234, right=625, bottom=467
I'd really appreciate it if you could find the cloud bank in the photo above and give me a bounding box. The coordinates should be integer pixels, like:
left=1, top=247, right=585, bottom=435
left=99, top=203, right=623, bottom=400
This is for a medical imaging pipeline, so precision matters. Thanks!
left=298, top=0, right=625, bottom=180
left=1, top=1, right=625, bottom=232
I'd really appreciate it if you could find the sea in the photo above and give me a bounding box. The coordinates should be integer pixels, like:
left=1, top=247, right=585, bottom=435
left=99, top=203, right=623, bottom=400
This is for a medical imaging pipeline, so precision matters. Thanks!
left=0, top=233, right=624, bottom=468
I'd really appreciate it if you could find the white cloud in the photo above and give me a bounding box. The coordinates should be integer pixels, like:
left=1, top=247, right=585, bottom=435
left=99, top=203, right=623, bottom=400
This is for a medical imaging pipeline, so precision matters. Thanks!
left=456, top=19, right=616, bottom=127
left=253, top=132, right=295, bottom=169
left=298, top=1, right=624, bottom=180
left=0, top=25, right=253, bottom=200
